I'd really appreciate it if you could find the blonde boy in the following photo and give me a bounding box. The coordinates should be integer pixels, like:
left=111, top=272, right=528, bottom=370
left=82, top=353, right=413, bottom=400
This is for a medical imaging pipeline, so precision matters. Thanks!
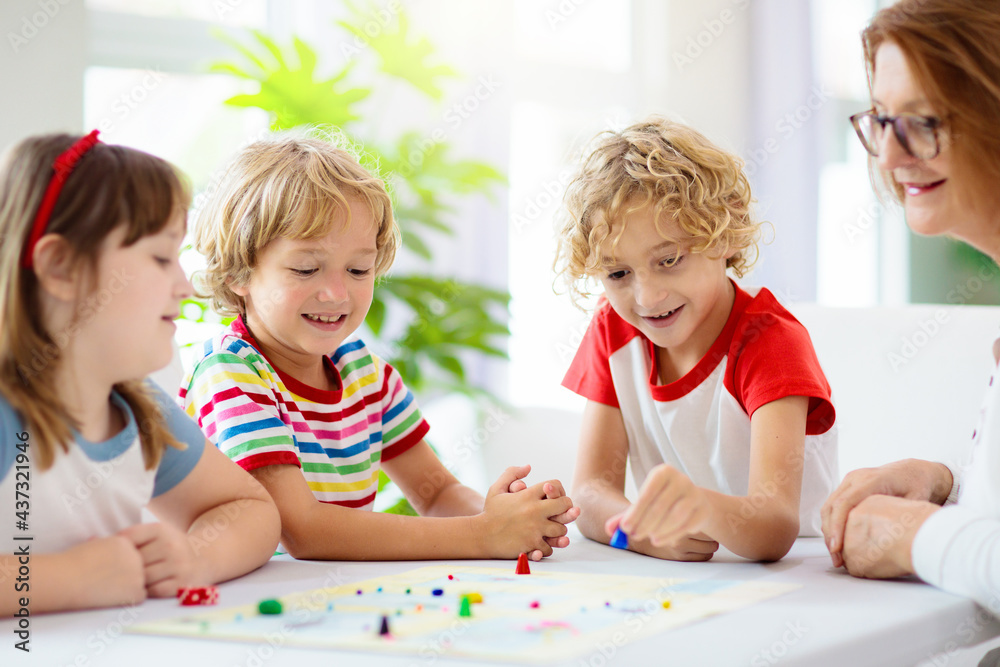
left=184, top=135, right=577, bottom=561
left=556, top=118, right=837, bottom=561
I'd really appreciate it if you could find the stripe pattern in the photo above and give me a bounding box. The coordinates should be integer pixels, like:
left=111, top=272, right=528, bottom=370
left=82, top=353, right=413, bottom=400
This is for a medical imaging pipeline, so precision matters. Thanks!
left=179, top=327, right=429, bottom=510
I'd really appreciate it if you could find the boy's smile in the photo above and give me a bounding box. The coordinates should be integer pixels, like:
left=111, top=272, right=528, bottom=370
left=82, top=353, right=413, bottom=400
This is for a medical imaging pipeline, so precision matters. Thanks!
left=231, top=198, right=378, bottom=387
left=596, top=203, right=734, bottom=378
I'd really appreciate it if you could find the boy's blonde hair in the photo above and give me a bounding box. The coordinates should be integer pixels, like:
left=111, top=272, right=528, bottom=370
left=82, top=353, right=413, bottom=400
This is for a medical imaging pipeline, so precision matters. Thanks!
left=555, top=117, right=763, bottom=304
left=196, top=134, right=400, bottom=316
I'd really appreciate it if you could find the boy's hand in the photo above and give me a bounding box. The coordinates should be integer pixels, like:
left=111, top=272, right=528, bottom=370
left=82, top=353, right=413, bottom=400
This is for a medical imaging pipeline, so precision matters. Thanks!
left=487, top=467, right=581, bottom=560
left=613, top=464, right=712, bottom=548
left=489, top=464, right=532, bottom=498
left=481, top=477, right=575, bottom=561
left=120, top=522, right=206, bottom=597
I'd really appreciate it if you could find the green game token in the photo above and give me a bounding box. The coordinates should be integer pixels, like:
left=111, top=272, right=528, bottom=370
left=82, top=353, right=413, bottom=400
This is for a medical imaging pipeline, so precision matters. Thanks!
left=258, top=599, right=283, bottom=615
left=459, top=596, right=472, bottom=618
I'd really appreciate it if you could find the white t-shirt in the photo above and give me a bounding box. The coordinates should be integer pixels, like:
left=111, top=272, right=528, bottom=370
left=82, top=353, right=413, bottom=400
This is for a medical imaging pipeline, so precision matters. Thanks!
left=913, top=341, right=1000, bottom=617
left=0, top=383, right=205, bottom=554
left=563, top=282, right=839, bottom=536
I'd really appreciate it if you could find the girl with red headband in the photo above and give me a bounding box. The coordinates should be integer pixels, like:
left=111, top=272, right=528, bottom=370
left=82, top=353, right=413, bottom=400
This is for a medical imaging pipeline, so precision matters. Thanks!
left=0, top=132, right=279, bottom=615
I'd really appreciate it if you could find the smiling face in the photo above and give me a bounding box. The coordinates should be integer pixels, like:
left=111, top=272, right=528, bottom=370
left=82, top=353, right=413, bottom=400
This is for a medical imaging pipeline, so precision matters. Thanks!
left=76, top=210, right=192, bottom=382
left=596, top=203, right=735, bottom=371
left=231, top=198, right=378, bottom=383
left=872, top=41, right=962, bottom=239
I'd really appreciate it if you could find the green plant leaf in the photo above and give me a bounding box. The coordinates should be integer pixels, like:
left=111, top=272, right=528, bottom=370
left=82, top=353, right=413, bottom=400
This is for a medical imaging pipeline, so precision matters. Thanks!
left=204, top=15, right=512, bottom=404
left=366, top=296, right=386, bottom=335
left=382, top=496, right=418, bottom=516
left=210, top=30, right=371, bottom=130
left=377, top=469, right=391, bottom=493
left=337, top=5, right=458, bottom=100
left=400, top=229, right=433, bottom=260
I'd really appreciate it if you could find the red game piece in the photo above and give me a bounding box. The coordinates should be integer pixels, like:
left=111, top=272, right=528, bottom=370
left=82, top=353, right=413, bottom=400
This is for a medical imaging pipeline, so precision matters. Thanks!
left=177, top=586, right=219, bottom=606
left=515, top=552, right=531, bottom=575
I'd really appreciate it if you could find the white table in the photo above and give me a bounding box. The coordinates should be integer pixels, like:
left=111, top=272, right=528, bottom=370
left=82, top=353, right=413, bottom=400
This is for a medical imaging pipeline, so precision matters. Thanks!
left=4, top=529, right=998, bottom=667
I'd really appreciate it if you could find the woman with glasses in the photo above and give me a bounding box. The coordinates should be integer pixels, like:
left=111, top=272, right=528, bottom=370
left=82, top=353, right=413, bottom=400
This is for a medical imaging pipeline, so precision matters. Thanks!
left=820, top=0, right=1000, bottom=613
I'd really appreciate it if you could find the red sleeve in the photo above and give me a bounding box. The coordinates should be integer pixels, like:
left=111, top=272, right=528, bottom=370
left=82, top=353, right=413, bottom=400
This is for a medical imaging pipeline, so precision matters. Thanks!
left=561, top=301, right=643, bottom=408
left=377, top=361, right=430, bottom=462
left=727, top=291, right=836, bottom=435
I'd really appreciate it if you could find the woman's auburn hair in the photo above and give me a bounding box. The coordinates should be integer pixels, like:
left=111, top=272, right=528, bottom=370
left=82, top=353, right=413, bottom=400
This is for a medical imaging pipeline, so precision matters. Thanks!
left=862, top=0, right=1000, bottom=214
left=193, top=133, right=400, bottom=317
left=0, top=134, right=189, bottom=471
left=554, top=116, right=763, bottom=305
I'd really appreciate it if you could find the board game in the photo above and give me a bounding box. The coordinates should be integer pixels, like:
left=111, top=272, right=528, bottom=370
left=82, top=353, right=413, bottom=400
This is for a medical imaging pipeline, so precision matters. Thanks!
left=128, top=565, right=799, bottom=663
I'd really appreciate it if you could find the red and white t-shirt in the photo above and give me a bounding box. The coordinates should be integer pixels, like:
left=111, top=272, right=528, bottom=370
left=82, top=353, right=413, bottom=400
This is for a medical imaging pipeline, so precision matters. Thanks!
left=562, top=282, right=838, bottom=536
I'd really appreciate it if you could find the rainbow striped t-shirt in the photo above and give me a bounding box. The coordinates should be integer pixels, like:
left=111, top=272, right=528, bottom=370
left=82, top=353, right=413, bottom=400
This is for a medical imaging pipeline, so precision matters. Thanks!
left=179, top=317, right=429, bottom=510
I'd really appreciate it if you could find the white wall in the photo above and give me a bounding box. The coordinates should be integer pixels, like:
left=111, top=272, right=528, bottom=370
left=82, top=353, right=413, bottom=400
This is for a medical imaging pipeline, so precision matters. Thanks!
left=0, top=0, right=86, bottom=151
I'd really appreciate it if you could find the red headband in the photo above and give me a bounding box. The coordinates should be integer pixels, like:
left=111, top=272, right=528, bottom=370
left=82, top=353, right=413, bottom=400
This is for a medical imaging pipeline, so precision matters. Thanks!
left=21, top=130, right=102, bottom=269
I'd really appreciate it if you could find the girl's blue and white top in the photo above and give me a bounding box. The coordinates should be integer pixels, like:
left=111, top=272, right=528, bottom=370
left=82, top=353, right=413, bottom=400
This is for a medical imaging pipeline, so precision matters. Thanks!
left=0, top=383, right=204, bottom=554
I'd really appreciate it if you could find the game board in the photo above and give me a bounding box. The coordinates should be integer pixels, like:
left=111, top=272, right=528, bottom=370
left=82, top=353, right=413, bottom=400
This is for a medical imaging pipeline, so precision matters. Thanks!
left=128, top=565, right=799, bottom=663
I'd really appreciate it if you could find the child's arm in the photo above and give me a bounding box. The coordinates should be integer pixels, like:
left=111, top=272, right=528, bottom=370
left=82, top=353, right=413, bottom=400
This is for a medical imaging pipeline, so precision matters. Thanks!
left=1, top=536, right=146, bottom=615
left=252, top=454, right=573, bottom=561
left=692, top=395, right=806, bottom=560
left=617, top=396, right=807, bottom=561
left=572, top=400, right=720, bottom=561
left=382, top=441, right=486, bottom=517
left=383, top=442, right=580, bottom=560
left=122, top=442, right=280, bottom=597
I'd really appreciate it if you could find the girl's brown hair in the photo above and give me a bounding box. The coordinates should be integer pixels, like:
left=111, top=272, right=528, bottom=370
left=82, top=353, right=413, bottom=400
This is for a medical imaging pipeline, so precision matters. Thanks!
left=862, top=0, right=1000, bottom=215
left=0, top=133, right=189, bottom=470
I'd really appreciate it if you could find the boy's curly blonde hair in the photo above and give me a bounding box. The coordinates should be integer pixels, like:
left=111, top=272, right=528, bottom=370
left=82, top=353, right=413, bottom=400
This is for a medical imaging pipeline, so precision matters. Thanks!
left=554, top=117, right=763, bottom=304
left=195, top=132, right=400, bottom=316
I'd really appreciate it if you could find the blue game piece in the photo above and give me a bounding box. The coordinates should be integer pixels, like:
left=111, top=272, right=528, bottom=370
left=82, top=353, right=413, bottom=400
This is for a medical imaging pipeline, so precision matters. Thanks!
left=610, top=527, right=629, bottom=549
left=432, top=588, right=444, bottom=596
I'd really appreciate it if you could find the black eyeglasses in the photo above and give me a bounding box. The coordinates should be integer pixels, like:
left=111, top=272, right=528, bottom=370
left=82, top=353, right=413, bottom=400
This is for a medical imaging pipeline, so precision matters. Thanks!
left=849, top=110, right=945, bottom=160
